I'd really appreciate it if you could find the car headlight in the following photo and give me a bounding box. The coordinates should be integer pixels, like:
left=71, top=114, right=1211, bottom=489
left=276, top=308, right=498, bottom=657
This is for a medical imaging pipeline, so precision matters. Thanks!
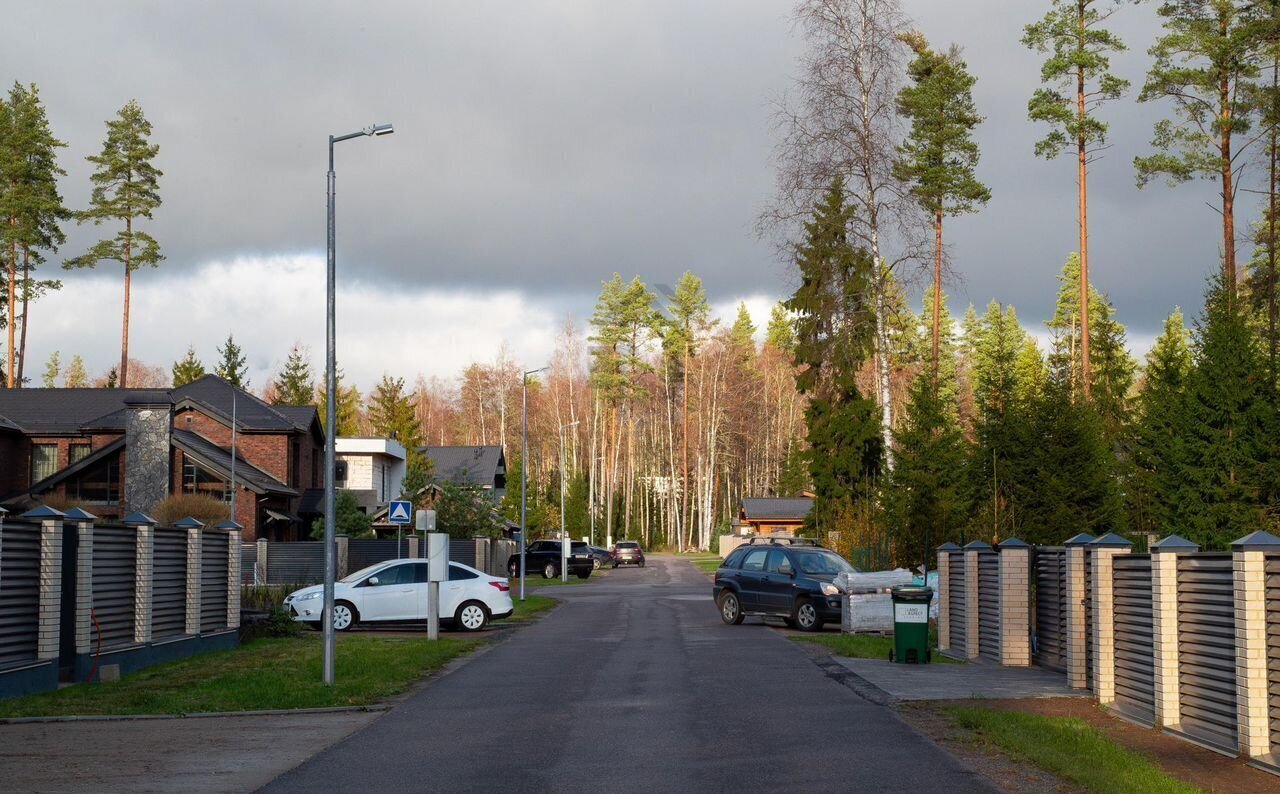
left=820, top=582, right=841, bottom=596
left=297, top=591, right=322, bottom=602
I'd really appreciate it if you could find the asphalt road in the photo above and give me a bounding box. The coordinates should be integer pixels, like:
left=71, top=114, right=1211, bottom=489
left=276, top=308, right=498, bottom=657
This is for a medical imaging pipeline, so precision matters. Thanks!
left=260, top=555, right=993, bottom=793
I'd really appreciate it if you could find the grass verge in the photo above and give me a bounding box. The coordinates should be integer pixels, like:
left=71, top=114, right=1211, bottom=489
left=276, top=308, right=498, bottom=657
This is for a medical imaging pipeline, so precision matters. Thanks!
left=515, top=575, right=594, bottom=587
left=943, top=706, right=1202, bottom=794
left=688, top=557, right=723, bottom=573
left=510, top=594, right=557, bottom=621
left=790, top=630, right=960, bottom=663
left=0, top=634, right=476, bottom=718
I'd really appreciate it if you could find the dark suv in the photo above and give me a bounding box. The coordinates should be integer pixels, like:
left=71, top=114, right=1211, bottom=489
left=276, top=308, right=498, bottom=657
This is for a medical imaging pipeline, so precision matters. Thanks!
left=611, top=541, right=645, bottom=568
left=712, top=542, right=855, bottom=631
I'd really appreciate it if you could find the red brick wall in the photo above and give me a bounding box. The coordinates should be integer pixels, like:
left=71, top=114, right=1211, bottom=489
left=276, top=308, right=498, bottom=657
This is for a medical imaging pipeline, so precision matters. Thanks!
left=176, top=410, right=290, bottom=485
left=0, top=434, right=28, bottom=496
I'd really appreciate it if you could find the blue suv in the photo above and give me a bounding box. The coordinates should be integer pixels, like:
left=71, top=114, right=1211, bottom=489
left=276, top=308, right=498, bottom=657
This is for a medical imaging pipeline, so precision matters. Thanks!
left=712, top=541, right=856, bottom=632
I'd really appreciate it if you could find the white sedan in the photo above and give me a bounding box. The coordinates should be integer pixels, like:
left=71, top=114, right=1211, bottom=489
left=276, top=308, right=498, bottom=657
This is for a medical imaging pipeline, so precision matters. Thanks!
left=284, top=559, right=514, bottom=632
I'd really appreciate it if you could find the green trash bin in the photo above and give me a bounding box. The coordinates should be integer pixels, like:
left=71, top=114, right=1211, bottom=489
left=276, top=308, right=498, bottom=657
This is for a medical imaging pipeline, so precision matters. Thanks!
left=890, top=585, right=933, bottom=664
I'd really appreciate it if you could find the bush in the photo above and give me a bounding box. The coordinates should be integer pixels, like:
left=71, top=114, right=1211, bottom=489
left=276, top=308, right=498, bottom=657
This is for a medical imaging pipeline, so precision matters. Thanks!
left=239, top=606, right=301, bottom=642
left=153, top=493, right=231, bottom=527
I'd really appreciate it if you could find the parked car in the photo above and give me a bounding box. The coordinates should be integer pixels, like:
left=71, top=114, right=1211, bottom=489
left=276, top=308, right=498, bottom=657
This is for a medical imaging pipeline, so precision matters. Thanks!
left=611, top=541, right=645, bottom=568
left=507, top=539, right=594, bottom=579
left=284, top=559, right=513, bottom=632
left=586, top=545, right=615, bottom=570
left=711, top=542, right=855, bottom=632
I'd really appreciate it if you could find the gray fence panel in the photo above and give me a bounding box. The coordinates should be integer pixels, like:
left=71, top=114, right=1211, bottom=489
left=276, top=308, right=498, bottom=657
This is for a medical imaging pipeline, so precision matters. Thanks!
left=200, top=533, right=228, bottom=633
left=1175, top=554, right=1238, bottom=754
left=1084, top=548, right=1093, bottom=688
left=265, top=543, right=326, bottom=585
left=948, top=551, right=965, bottom=654
left=1113, top=554, right=1154, bottom=726
left=450, top=538, right=476, bottom=568
left=978, top=552, right=999, bottom=661
left=348, top=539, right=409, bottom=571
left=152, top=528, right=187, bottom=639
left=1034, top=547, right=1066, bottom=671
left=92, top=525, right=136, bottom=649
left=0, top=520, right=40, bottom=668
left=1266, top=555, right=1279, bottom=753
left=240, top=543, right=257, bottom=586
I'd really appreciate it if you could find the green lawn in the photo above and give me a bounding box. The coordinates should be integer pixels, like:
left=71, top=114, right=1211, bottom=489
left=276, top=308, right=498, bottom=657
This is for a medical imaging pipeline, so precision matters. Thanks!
left=944, top=706, right=1202, bottom=794
left=790, top=629, right=961, bottom=663
left=510, top=594, right=557, bottom=621
left=688, top=557, right=723, bottom=573
left=0, top=634, right=477, bottom=718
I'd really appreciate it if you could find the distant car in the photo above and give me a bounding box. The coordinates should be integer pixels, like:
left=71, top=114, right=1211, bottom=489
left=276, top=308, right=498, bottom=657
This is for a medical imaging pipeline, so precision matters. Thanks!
left=712, top=543, right=855, bottom=631
left=284, top=559, right=513, bottom=632
left=611, top=541, right=645, bottom=568
left=586, top=545, right=615, bottom=570
left=507, top=539, right=594, bottom=579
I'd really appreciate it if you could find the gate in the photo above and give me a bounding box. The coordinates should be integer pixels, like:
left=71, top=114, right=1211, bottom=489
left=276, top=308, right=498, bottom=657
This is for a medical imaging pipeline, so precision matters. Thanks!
left=92, top=525, right=136, bottom=649
left=1112, top=554, right=1154, bottom=725
left=1266, top=554, right=1280, bottom=754
left=1175, top=554, right=1238, bottom=754
left=152, top=528, right=187, bottom=639
left=1034, top=547, right=1066, bottom=671
left=0, top=520, right=40, bottom=668
left=948, top=550, right=965, bottom=655
left=977, top=551, right=999, bottom=661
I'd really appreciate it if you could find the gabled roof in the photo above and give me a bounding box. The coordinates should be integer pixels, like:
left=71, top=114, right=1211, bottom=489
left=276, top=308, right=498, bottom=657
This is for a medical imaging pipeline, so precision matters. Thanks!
left=173, top=429, right=297, bottom=496
left=0, top=412, right=20, bottom=433
left=172, top=375, right=311, bottom=433
left=741, top=497, right=813, bottom=521
left=421, top=446, right=505, bottom=488
left=0, top=389, right=168, bottom=434
left=274, top=405, right=321, bottom=433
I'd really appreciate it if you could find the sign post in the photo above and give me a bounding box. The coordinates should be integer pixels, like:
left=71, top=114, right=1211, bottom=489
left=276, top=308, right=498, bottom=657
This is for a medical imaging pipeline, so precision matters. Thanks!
left=389, top=500, right=412, bottom=558
left=426, top=532, right=448, bottom=640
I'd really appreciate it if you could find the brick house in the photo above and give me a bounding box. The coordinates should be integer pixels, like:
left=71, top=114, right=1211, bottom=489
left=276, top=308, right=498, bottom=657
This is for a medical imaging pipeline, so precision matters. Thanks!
left=0, top=375, right=324, bottom=541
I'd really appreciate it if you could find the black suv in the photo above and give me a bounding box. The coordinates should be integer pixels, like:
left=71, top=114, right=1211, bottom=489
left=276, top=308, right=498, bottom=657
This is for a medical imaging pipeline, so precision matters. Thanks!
left=712, top=542, right=855, bottom=631
left=508, top=540, right=594, bottom=579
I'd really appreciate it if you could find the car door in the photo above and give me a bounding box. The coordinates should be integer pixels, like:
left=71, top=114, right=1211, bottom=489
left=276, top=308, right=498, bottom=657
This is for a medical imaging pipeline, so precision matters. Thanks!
left=357, top=562, right=418, bottom=621
left=735, top=548, right=769, bottom=611
left=759, top=549, right=796, bottom=614
left=441, top=563, right=480, bottom=619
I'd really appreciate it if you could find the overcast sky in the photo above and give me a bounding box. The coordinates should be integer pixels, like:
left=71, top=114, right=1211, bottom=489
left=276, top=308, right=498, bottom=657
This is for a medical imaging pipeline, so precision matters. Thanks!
left=2, top=1, right=1245, bottom=390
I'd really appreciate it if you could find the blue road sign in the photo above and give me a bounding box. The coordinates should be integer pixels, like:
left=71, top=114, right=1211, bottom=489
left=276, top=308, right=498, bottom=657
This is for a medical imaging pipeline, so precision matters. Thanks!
left=388, top=500, right=413, bottom=525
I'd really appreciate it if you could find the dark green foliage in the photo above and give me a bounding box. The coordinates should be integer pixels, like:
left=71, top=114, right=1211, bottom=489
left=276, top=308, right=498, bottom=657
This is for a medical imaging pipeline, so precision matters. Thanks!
left=271, top=344, right=314, bottom=406
left=1130, top=310, right=1193, bottom=537
left=171, top=345, right=205, bottom=387
left=214, top=334, right=248, bottom=387
left=317, top=366, right=362, bottom=437
left=435, top=479, right=505, bottom=539
left=765, top=302, right=796, bottom=354
left=310, top=490, right=373, bottom=539
left=590, top=274, right=659, bottom=404
left=400, top=461, right=432, bottom=503
left=775, top=441, right=810, bottom=496
left=367, top=375, right=422, bottom=467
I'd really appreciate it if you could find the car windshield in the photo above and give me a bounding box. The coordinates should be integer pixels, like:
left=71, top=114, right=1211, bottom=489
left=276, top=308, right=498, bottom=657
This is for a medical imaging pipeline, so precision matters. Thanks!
left=339, top=562, right=392, bottom=584
left=791, top=549, right=855, bottom=575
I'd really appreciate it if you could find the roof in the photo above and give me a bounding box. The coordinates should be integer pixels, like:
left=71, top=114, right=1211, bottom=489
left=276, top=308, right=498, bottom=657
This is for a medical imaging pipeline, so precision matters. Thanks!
left=172, top=429, right=297, bottom=497
left=172, top=375, right=312, bottom=433
left=274, top=405, right=321, bottom=432
left=0, top=389, right=164, bottom=434
left=741, top=497, right=814, bottom=521
left=337, top=438, right=407, bottom=459
left=421, top=446, right=505, bottom=487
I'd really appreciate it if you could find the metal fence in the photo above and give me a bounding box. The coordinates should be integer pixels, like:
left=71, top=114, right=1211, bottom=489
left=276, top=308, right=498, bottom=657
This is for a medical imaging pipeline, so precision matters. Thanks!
left=1112, top=554, right=1154, bottom=726
left=239, top=543, right=257, bottom=586
left=200, top=533, right=229, bottom=633
left=977, top=550, right=999, bottom=662
left=1033, top=547, right=1066, bottom=671
left=348, top=539, right=410, bottom=571
left=1083, top=547, right=1094, bottom=689
left=1267, top=554, right=1280, bottom=753
left=1175, top=553, right=1237, bottom=754
left=92, top=525, right=136, bottom=650
left=449, top=538, right=476, bottom=568
left=153, top=528, right=187, bottom=640
left=266, top=542, right=326, bottom=585
left=0, top=520, right=40, bottom=669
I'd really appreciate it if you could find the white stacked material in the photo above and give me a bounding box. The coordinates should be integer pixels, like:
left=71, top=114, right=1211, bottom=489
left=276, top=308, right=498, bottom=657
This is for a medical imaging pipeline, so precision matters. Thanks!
left=838, top=569, right=914, bottom=633
left=835, top=568, right=914, bottom=594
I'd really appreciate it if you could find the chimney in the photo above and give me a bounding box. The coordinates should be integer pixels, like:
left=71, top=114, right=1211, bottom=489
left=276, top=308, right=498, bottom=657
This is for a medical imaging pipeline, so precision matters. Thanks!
left=124, top=393, right=174, bottom=515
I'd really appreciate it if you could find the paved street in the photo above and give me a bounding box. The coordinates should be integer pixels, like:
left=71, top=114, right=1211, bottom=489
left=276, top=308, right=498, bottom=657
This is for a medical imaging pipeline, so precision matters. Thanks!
left=261, top=555, right=993, bottom=793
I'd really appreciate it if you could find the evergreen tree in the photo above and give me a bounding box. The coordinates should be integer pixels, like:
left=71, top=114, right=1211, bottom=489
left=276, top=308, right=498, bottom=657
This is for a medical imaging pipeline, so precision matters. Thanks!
left=920, top=286, right=961, bottom=416
left=1131, top=309, right=1193, bottom=536
left=1023, top=1, right=1129, bottom=393
left=63, top=354, right=87, bottom=387
left=730, top=302, right=756, bottom=351
left=64, top=100, right=163, bottom=388
left=895, top=33, right=991, bottom=380
left=310, top=490, right=373, bottom=539
left=171, top=345, right=205, bottom=387
left=317, top=368, right=362, bottom=437
left=367, top=374, right=423, bottom=467
left=214, top=334, right=248, bottom=387
left=775, top=441, right=810, bottom=496
left=764, top=302, right=796, bottom=354
left=271, top=343, right=314, bottom=405
left=41, top=350, right=59, bottom=388
left=970, top=301, right=1032, bottom=541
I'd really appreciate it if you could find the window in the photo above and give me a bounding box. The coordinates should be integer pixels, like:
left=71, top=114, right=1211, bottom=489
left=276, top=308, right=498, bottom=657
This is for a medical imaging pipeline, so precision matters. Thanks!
left=741, top=549, right=768, bottom=572
left=182, top=460, right=231, bottom=502
left=368, top=563, right=412, bottom=586
left=448, top=564, right=478, bottom=582
left=31, top=444, right=57, bottom=482
left=66, top=453, right=121, bottom=504
left=765, top=549, right=793, bottom=576
left=69, top=444, right=92, bottom=464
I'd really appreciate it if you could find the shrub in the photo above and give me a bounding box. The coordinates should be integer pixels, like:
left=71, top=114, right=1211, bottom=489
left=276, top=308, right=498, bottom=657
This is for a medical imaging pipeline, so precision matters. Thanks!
left=152, top=494, right=231, bottom=527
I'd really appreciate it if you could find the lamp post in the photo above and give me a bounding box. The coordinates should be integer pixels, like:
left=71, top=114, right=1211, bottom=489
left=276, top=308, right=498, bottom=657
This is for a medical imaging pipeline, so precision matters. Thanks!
left=559, top=419, right=580, bottom=582
left=520, top=366, right=549, bottom=602
left=323, top=122, right=394, bottom=687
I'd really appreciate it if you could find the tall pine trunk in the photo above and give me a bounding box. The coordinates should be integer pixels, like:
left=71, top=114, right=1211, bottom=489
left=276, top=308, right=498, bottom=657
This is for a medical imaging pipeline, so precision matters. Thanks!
left=1269, top=57, right=1279, bottom=385
left=17, top=248, right=30, bottom=386
left=1219, top=24, right=1236, bottom=299
left=932, top=204, right=943, bottom=382
left=120, top=217, right=133, bottom=388
left=6, top=221, right=15, bottom=387
left=1077, top=44, right=1091, bottom=398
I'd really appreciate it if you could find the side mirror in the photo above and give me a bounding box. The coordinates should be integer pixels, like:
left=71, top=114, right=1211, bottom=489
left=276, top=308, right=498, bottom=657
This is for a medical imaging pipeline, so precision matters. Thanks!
left=368, top=576, right=380, bottom=587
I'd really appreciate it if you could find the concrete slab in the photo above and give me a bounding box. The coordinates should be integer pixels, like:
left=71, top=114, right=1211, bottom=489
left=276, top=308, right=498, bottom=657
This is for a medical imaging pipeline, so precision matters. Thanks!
left=831, top=657, right=1087, bottom=701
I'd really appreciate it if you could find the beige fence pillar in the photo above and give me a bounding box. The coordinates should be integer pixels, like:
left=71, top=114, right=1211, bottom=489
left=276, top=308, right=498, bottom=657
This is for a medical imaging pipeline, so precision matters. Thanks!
left=936, top=543, right=959, bottom=652
left=125, top=512, right=157, bottom=644
left=998, top=538, right=1032, bottom=667
left=255, top=537, right=268, bottom=585
left=1151, top=535, right=1198, bottom=729
left=219, top=520, right=243, bottom=630
left=1231, top=530, right=1280, bottom=760
left=408, top=536, right=420, bottom=559
left=1064, top=533, right=1095, bottom=690
left=963, top=541, right=989, bottom=660
left=184, top=520, right=202, bottom=635
left=63, top=509, right=98, bottom=655
left=23, top=506, right=65, bottom=661
left=1090, top=533, right=1133, bottom=704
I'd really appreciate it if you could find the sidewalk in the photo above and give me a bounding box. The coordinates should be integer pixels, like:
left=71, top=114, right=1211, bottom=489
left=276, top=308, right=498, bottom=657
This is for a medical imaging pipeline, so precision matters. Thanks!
left=831, top=657, right=1084, bottom=702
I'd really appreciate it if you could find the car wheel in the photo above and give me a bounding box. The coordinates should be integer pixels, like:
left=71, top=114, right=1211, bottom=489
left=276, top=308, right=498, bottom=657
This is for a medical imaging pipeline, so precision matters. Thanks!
left=543, top=562, right=558, bottom=579
left=794, top=600, right=822, bottom=632
left=454, top=601, right=488, bottom=632
left=718, top=591, right=745, bottom=625
left=592, top=558, right=601, bottom=570
left=332, top=601, right=358, bottom=632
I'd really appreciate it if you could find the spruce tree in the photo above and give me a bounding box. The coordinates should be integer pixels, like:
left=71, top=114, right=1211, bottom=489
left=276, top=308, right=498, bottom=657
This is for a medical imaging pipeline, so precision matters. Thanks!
left=367, top=374, right=423, bottom=466
left=271, top=343, right=315, bottom=405
left=171, top=345, right=205, bottom=387
left=1131, top=309, right=1192, bottom=536
left=41, top=350, right=59, bottom=388
left=64, top=100, right=163, bottom=388
left=970, top=301, right=1032, bottom=540
left=775, top=441, right=810, bottom=496
left=764, top=302, right=796, bottom=354
left=317, top=367, right=363, bottom=437
left=214, top=334, right=248, bottom=387
left=63, top=354, right=88, bottom=387
left=730, top=302, right=756, bottom=351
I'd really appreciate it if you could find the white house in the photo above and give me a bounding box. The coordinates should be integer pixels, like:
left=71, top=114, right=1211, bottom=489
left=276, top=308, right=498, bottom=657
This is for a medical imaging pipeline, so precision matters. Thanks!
left=336, top=438, right=407, bottom=508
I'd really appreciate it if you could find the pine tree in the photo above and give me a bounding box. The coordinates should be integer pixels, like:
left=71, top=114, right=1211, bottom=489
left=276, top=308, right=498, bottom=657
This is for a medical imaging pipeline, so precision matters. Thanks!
left=41, top=350, right=59, bottom=388
left=764, top=302, right=796, bottom=355
left=1131, top=309, right=1193, bottom=536
left=214, top=334, right=247, bottom=387
left=367, top=374, right=423, bottom=466
left=0, top=83, right=68, bottom=388
left=64, top=100, right=163, bottom=388
left=1023, top=1, right=1129, bottom=393
left=171, top=345, right=205, bottom=387
left=271, top=343, right=314, bottom=405
left=317, top=368, right=362, bottom=437
left=895, top=33, right=990, bottom=380
left=63, top=354, right=87, bottom=387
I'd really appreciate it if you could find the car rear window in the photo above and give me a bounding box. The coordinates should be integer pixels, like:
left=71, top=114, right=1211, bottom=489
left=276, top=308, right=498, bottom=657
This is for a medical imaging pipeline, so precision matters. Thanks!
left=617, top=542, right=639, bottom=549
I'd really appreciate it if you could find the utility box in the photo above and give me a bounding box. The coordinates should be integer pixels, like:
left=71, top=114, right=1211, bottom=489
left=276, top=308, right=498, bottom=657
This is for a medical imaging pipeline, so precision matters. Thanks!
left=890, top=585, right=933, bottom=664
left=427, top=532, right=448, bottom=582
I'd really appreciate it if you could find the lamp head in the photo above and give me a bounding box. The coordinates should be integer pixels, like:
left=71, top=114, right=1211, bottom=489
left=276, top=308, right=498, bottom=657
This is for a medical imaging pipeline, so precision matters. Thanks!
left=366, top=123, right=395, bottom=137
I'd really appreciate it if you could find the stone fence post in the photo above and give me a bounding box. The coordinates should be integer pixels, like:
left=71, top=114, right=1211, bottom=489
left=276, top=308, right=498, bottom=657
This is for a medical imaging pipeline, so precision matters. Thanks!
left=936, top=543, right=960, bottom=653
left=963, top=541, right=990, bottom=661
left=125, top=512, right=158, bottom=644
left=1064, top=533, right=1095, bottom=690
left=1232, top=530, right=1280, bottom=760
left=1090, top=532, right=1133, bottom=704
left=22, top=506, right=65, bottom=662
left=998, top=538, right=1031, bottom=667
left=63, top=509, right=98, bottom=654
left=1151, top=535, right=1198, bottom=730
left=219, top=521, right=243, bottom=629
left=178, top=517, right=203, bottom=635
left=408, top=536, right=420, bottom=559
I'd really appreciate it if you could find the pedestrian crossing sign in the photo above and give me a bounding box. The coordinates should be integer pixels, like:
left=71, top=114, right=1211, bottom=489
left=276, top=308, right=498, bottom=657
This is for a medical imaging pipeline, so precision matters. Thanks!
left=389, top=500, right=413, bottom=524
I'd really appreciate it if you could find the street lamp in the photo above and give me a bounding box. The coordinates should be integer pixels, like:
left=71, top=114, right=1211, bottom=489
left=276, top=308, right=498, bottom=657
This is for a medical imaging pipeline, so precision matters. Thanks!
left=559, top=419, right=580, bottom=582
left=323, top=121, right=394, bottom=687
left=520, top=366, right=549, bottom=602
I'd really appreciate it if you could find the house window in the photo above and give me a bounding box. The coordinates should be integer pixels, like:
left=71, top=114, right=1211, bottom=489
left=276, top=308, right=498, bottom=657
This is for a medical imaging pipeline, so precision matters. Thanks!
left=182, top=460, right=231, bottom=502
left=31, top=444, right=57, bottom=482
left=70, top=444, right=92, bottom=464
left=66, top=453, right=121, bottom=504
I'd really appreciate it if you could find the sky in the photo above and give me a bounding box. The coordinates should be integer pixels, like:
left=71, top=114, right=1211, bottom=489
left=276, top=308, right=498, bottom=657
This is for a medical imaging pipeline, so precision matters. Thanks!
left=1, top=1, right=1245, bottom=390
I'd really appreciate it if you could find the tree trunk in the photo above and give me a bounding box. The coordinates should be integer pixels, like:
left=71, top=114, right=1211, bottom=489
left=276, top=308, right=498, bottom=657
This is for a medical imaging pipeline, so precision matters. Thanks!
left=1077, top=48, right=1091, bottom=399
left=17, top=247, right=30, bottom=386
left=874, top=271, right=894, bottom=471
left=1219, top=34, right=1236, bottom=298
left=1270, top=57, right=1279, bottom=386
left=932, top=204, right=943, bottom=383
left=120, top=218, right=133, bottom=388
left=6, top=224, right=15, bottom=388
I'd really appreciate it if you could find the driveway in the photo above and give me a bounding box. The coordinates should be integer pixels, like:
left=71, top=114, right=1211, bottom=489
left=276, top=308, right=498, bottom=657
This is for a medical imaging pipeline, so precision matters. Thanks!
left=261, top=554, right=993, bottom=793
